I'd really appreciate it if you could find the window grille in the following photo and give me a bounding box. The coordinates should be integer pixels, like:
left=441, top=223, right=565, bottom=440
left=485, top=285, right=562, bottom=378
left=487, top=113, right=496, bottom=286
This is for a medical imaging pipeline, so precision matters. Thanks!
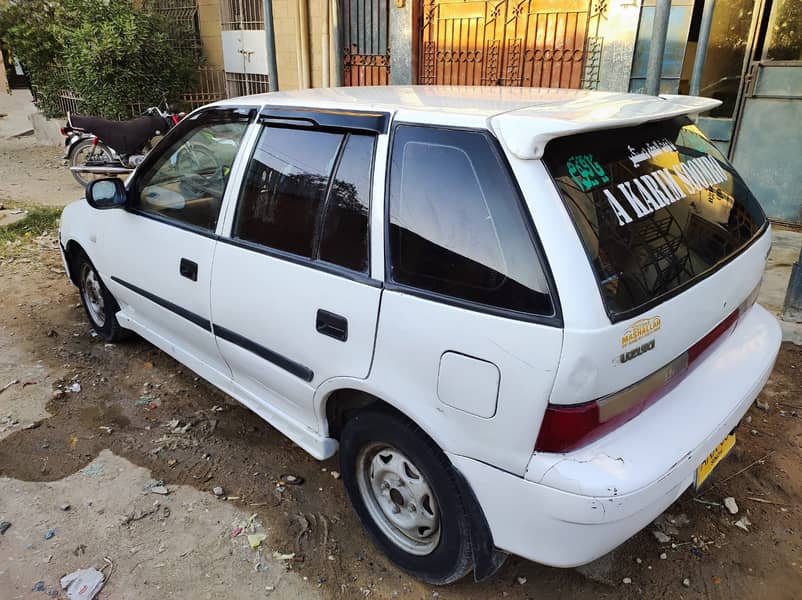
left=149, top=0, right=202, bottom=58
left=225, top=72, right=271, bottom=97
left=220, top=0, right=265, bottom=31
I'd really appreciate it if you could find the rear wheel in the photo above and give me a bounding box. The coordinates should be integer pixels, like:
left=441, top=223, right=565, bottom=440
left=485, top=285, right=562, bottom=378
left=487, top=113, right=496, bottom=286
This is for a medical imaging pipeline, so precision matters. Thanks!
left=74, top=252, right=130, bottom=342
left=339, top=409, right=474, bottom=585
left=69, top=139, right=114, bottom=188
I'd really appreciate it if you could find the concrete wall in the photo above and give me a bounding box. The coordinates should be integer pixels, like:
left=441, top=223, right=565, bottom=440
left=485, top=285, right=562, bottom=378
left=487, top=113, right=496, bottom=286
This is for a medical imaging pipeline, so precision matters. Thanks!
left=389, top=0, right=413, bottom=85
left=268, top=0, right=333, bottom=91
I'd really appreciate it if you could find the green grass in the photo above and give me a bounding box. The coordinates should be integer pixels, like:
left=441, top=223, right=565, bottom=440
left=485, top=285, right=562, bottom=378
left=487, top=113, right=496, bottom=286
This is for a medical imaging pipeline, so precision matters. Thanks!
left=0, top=205, right=62, bottom=244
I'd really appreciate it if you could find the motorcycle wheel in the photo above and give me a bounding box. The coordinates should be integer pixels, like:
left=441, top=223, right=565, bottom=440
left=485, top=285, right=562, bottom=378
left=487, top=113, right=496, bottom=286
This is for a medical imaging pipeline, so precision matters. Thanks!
left=69, top=139, right=115, bottom=188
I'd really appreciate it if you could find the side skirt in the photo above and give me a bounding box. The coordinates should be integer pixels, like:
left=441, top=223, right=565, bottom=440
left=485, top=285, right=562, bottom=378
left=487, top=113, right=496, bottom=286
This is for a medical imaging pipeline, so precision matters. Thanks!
left=115, top=310, right=339, bottom=460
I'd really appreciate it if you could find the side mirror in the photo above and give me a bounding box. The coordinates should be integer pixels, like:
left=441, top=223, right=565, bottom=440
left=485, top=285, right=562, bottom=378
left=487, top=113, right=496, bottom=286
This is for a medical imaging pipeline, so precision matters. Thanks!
left=85, top=178, right=127, bottom=210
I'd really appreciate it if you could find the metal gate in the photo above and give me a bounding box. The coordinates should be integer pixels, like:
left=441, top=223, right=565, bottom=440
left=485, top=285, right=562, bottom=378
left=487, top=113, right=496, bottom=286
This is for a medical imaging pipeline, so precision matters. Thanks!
left=342, top=0, right=391, bottom=86
left=727, top=0, right=802, bottom=226
left=419, top=0, right=593, bottom=87
left=220, top=0, right=272, bottom=96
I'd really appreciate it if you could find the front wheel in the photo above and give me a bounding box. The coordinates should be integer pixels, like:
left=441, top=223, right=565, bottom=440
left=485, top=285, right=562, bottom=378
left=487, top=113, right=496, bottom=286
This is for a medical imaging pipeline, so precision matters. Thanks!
left=74, top=252, right=130, bottom=342
left=68, top=139, right=114, bottom=188
left=339, top=409, right=475, bottom=585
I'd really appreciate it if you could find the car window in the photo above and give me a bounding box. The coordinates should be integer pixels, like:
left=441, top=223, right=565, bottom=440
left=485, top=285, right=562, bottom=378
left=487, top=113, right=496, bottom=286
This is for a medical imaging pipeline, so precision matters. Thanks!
left=234, top=127, right=375, bottom=274
left=134, top=109, right=250, bottom=231
left=388, top=125, right=553, bottom=316
left=543, top=117, right=767, bottom=320
left=234, top=127, right=343, bottom=258
left=318, top=134, right=374, bottom=273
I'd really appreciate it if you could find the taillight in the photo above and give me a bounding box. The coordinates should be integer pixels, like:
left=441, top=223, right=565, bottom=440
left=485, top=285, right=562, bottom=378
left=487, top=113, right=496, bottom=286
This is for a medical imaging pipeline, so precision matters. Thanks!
left=535, top=352, right=689, bottom=453
left=535, top=283, right=761, bottom=453
left=60, top=127, right=68, bottom=136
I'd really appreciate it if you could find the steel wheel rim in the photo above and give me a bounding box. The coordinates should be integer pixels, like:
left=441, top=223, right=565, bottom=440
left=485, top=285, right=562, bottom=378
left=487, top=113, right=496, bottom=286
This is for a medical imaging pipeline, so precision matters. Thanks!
left=72, top=143, right=113, bottom=185
left=80, top=263, right=106, bottom=328
left=355, top=443, right=441, bottom=556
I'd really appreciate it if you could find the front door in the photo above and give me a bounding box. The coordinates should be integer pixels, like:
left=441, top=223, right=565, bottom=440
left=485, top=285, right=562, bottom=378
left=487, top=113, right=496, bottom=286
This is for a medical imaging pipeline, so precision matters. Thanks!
left=211, top=119, right=382, bottom=428
left=99, top=108, right=252, bottom=377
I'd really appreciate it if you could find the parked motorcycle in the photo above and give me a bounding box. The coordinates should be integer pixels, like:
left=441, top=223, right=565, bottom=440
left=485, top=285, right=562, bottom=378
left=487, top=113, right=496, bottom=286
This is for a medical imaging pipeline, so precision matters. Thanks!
left=61, top=105, right=184, bottom=187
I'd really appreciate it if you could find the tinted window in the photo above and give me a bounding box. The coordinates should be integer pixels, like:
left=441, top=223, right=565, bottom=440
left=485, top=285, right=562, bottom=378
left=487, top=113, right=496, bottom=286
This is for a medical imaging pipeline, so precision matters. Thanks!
left=388, top=125, right=552, bottom=315
left=318, top=134, right=374, bottom=272
left=135, top=109, right=249, bottom=231
left=234, top=127, right=343, bottom=258
left=544, top=117, right=767, bottom=320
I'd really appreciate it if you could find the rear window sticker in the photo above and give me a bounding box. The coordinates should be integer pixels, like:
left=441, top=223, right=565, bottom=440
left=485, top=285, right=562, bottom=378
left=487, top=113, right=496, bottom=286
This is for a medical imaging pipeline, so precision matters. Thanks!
left=566, top=154, right=609, bottom=192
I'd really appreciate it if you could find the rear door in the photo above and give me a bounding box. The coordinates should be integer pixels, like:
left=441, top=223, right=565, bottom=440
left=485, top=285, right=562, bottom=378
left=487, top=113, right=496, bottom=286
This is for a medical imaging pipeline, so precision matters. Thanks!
left=211, top=115, right=383, bottom=427
left=369, top=124, right=564, bottom=475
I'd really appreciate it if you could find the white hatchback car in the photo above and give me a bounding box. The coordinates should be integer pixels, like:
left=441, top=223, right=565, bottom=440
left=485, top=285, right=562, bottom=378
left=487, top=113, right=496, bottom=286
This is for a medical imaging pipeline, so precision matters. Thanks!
left=59, top=86, right=781, bottom=584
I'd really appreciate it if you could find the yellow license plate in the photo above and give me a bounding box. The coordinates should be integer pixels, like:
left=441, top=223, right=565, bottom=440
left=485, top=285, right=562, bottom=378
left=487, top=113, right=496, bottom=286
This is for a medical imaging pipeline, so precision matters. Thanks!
left=695, top=434, right=736, bottom=489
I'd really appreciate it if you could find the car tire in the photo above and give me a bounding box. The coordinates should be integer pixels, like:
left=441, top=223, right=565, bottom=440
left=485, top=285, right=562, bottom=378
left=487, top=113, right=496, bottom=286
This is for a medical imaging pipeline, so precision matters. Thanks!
left=74, top=251, right=130, bottom=342
left=339, top=408, right=475, bottom=585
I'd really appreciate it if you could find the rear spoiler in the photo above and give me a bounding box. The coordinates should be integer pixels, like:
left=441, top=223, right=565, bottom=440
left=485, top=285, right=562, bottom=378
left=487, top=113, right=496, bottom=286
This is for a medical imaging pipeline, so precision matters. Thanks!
left=491, top=94, right=721, bottom=160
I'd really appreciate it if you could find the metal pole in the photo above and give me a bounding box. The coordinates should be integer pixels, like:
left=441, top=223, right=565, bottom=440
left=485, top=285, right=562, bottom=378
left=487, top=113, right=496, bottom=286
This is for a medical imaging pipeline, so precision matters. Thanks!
left=645, top=0, right=672, bottom=96
left=332, top=0, right=344, bottom=87
left=322, top=0, right=331, bottom=87
left=264, top=0, right=279, bottom=91
left=298, top=0, right=312, bottom=88
left=689, top=0, right=716, bottom=96
left=783, top=244, right=802, bottom=323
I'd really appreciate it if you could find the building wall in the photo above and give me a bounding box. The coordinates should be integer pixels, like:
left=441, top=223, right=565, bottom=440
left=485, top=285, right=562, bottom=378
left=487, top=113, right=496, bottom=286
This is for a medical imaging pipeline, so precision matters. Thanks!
left=273, top=0, right=301, bottom=90
left=263, top=0, right=334, bottom=91
left=198, top=0, right=641, bottom=93
left=198, top=0, right=225, bottom=69
left=389, top=0, right=412, bottom=84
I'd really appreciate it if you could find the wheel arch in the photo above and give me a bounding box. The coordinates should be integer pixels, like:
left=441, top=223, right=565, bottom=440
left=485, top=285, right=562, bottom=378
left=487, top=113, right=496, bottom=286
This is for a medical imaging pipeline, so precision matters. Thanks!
left=323, top=383, right=507, bottom=581
left=323, top=386, right=404, bottom=442
left=318, top=380, right=446, bottom=449
left=63, top=239, right=88, bottom=286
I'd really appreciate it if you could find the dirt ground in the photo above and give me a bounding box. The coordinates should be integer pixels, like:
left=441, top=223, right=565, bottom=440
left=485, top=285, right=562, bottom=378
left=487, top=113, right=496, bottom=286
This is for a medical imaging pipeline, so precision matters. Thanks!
left=0, top=138, right=79, bottom=208
left=1, top=149, right=801, bottom=599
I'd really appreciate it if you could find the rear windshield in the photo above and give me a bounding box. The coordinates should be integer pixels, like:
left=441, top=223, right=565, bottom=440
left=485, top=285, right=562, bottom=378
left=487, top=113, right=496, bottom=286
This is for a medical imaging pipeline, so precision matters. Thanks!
left=544, top=117, right=767, bottom=321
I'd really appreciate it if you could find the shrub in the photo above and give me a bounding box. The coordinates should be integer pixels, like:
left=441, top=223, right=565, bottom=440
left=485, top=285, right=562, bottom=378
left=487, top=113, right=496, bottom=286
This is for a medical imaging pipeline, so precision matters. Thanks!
left=0, top=0, right=200, bottom=118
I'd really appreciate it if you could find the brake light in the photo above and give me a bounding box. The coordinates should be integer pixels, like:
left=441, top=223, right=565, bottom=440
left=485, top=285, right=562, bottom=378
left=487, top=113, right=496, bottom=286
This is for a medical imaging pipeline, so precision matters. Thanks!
left=60, top=127, right=68, bottom=136
left=535, top=352, right=688, bottom=453
left=535, top=283, right=760, bottom=453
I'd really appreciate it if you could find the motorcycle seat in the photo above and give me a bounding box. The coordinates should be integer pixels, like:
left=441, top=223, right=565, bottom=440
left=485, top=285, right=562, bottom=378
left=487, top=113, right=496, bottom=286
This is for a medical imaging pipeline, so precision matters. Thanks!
left=68, top=113, right=168, bottom=156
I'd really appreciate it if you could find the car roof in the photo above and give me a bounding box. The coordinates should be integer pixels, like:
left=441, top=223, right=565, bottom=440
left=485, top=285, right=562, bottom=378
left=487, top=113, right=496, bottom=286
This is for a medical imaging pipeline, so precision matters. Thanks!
left=213, top=86, right=720, bottom=159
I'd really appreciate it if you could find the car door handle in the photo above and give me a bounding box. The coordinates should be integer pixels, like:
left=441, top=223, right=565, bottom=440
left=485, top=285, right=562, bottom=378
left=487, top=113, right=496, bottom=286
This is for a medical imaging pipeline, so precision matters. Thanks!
left=180, top=258, right=198, bottom=281
left=316, top=309, right=348, bottom=342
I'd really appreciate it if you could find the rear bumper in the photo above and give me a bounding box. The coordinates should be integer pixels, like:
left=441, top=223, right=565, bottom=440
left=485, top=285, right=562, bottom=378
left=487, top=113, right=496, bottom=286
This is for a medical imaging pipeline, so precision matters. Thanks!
left=450, top=304, right=781, bottom=567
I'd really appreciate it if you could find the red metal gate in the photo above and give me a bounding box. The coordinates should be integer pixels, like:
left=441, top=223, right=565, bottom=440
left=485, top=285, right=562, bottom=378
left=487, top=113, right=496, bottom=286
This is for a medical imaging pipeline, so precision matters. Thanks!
left=342, top=0, right=391, bottom=86
left=419, top=0, right=593, bottom=87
